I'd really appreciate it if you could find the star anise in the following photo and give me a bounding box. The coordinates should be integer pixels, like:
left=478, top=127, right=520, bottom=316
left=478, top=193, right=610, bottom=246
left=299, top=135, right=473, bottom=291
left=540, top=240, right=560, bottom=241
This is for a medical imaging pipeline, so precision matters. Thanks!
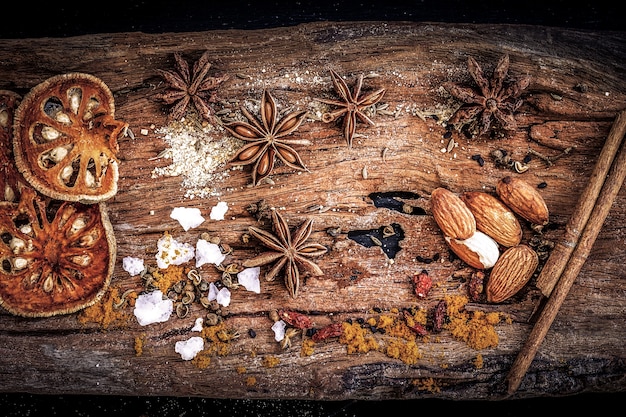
left=444, top=54, right=531, bottom=138
left=242, top=209, right=327, bottom=298
left=156, top=51, right=228, bottom=122
left=223, top=90, right=310, bottom=186
left=316, top=69, right=386, bottom=147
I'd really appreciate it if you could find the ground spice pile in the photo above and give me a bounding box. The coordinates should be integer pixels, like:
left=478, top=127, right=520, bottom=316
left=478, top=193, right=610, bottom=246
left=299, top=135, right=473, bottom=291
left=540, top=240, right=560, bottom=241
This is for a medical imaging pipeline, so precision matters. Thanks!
left=151, top=115, right=241, bottom=199
left=77, top=286, right=135, bottom=330
left=444, top=295, right=510, bottom=350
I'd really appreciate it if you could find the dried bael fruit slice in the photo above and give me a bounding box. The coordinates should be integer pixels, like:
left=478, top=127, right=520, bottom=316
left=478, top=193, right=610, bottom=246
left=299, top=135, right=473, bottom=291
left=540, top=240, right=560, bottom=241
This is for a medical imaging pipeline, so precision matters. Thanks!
left=13, top=73, right=128, bottom=204
left=0, top=187, right=116, bottom=317
left=1, top=90, right=24, bottom=202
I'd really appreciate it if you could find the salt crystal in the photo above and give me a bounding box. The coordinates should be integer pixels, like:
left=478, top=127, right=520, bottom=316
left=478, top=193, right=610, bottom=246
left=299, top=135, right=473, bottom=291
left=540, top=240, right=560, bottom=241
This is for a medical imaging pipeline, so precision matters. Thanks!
left=210, top=201, right=228, bottom=220
left=237, top=267, right=261, bottom=293
left=133, top=290, right=173, bottom=326
left=155, top=233, right=195, bottom=269
left=175, top=336, right=204, bottom=360
left=271, top=320, right=287, bottom=342
left=216, top=287, right=231, bottom=307
left=192, top=318, right=203, bottom=332
left=122, top=256, right=144, bottom=276
left=208, top=282, right=219, bottom=301
left=170, top=207, right=205, bottom=231
left=195, top=239, right=226, bottom=268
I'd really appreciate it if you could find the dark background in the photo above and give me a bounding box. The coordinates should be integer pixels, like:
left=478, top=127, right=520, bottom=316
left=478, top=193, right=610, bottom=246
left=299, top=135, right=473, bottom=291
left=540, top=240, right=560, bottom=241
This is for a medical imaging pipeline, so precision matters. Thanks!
left=1, top=0, right=624, bottom=415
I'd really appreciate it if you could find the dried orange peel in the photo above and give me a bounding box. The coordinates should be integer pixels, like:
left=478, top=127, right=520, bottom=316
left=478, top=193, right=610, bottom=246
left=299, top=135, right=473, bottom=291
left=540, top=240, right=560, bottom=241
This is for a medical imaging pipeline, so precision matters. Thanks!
left=0, top=187, right=116, bottom=317
left=13, top=73, right=128, bottom=204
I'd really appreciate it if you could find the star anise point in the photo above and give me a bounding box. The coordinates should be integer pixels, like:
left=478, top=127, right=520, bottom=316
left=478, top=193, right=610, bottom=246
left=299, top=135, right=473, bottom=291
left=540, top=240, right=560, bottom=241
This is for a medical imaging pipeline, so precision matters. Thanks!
left=444, top=54, right=530, bottom=139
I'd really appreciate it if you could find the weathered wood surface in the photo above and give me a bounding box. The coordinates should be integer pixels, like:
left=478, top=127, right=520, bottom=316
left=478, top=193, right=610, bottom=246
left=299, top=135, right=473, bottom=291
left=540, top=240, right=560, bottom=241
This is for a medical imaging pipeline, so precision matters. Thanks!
left=1, top=21, right=625, bottom=401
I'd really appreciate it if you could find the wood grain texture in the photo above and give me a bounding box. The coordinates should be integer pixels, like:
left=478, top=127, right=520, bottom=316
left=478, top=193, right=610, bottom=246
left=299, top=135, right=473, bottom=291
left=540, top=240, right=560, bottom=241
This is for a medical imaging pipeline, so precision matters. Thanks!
left=0, top=21, right=625, bottom=401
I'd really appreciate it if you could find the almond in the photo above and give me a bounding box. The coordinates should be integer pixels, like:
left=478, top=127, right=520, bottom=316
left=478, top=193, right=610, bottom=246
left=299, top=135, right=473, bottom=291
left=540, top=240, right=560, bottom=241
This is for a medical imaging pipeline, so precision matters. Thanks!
left=496, top=176, right=549, bottom=225
left=486, top=244, right=539, bottom=303
left=461, top=191, right=522, bottom=247
left=430, top=187, right=476, bottom=240
left=445, top=231, right=500, bottom=270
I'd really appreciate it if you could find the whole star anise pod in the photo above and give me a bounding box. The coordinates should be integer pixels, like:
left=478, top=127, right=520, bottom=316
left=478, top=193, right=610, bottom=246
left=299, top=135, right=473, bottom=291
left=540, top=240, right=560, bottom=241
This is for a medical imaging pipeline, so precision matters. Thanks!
left=242, top=209, right=327, bottom=298
left=223, top=90, right=310, bottom=186
left=316, top=69, right=386, bottom=147
left=156, top=51, right=228, bottom=122
left=444, top=54, right=531, bottom=138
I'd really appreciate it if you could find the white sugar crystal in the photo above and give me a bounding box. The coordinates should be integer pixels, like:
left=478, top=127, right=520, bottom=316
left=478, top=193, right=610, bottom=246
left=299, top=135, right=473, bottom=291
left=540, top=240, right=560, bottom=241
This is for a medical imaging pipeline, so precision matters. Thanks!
left=195, top=239, right=226, bottom=268
left=191, top=318, right=203, bottom=332
left=122, top=256, right=144, bottom=276
left=133, top=290, right=173, bottom=326
left=237, top=267, right=261, bottom=293
left=210, top=201, right=229, bottom=220
left=170, top=207, right=205, bottom=231
left=156, top=233, right=195, bottom=269
left=175, top=336, right=204, bottom=360
left=271, top=320, right=287, bottom=342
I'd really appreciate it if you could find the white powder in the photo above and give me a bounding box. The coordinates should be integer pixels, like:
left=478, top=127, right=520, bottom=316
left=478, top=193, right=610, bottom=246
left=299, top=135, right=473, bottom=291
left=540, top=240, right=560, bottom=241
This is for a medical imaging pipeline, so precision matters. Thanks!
left=151, top=117, right=241, bottom=199
left=155, top=233, right=195, bottom=269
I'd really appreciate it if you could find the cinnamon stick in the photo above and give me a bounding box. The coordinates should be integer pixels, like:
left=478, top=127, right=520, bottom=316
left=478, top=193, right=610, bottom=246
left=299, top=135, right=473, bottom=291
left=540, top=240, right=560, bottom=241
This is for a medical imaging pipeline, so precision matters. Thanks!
left=535, top=110, right=626, bottom=296
left=506, top=110, right=626, bottom=396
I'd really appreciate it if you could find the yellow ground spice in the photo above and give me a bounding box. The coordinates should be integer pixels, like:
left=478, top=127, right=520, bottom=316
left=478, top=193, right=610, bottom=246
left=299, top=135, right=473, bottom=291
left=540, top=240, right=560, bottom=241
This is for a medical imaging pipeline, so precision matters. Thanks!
left=134, top=335, right=145, bottom=357
left=444, top=295, right=508, bottom=350
left=246, top=376, right=257, bottom=386
left=301, top=338, right=315, bottom=357
left=192, top=350, right=212, bottom=369
left=385, top=339, right=421, bottom=365
left=262, top=356, right=280, bottom=368
left=339, top=322, right=379, bottom=354
left=200, top=322, right=233, bottom=356
left=236, top=366, right=247, bottom=374
left=412, top=377, right=441, bottom=393
left=474, top=353, right=484, bottom=369
left=151, top=264, right=187, bottom=294
left=77, top=287, right=134, bottom=330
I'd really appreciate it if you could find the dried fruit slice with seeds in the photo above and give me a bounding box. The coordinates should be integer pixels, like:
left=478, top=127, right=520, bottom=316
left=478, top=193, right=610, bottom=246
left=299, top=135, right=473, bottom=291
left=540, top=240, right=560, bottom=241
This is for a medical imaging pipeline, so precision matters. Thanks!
left=0, top=90, right=25, bottom=202
left=0, top=187, right=116, bottom=317
left=13, top=73, right=128, bottom=204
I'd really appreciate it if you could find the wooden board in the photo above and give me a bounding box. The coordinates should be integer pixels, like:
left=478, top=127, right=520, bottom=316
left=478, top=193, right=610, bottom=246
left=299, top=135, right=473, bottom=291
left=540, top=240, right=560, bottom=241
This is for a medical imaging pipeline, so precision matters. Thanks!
left=1, top=21, right=625, bottom=401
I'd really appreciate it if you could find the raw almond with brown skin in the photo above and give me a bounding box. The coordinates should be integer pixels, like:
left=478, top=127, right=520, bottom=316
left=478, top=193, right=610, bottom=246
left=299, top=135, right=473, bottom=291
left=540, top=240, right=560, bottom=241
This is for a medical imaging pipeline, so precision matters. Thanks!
left=430, top=187, right=476, bottom=240
left=496, top=176, right=549, bottom=225
left=462, top=191, right=522, bottom=247
left=445, top=231, right=500, bottom=270
left=486, top=244, right=539, bottom=303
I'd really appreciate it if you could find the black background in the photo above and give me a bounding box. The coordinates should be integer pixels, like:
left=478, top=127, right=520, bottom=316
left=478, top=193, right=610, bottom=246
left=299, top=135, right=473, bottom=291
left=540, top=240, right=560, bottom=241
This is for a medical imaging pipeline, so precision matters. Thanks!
left=1, top=0, right=624, bottom=415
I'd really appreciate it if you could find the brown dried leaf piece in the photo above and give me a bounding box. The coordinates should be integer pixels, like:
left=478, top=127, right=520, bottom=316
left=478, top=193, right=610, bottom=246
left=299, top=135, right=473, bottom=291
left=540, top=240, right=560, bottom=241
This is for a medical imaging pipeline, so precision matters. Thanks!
left=444, top=54, right=531, bottom=138
left=223, top=90, right=310, bottom=186
left=0, top=90, right=25, bottom=202
left=0, top=187, right=116, bottom=317
left=242, top=209, right=327, bottom=298
left=13, top=73, right=128, bottom=204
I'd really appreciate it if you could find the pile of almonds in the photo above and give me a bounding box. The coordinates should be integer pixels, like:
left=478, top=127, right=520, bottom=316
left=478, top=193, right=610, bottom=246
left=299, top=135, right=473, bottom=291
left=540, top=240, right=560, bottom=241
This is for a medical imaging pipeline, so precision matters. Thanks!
left=430, top=176, right=549, bottom=303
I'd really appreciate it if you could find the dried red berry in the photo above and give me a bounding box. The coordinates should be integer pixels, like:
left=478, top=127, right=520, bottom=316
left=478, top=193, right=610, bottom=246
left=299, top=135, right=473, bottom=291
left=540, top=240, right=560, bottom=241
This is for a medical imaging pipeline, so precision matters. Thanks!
left=468, top=270, right=486, bottom=302
left=411, top=269, right=432, bottom=299
left=403, top=310, right=428, bottom=336
left=432, top=300, right=447, bottom=333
